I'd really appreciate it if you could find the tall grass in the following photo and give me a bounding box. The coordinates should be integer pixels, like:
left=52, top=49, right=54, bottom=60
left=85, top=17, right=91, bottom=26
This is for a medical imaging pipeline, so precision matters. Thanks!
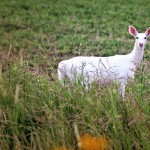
left=0, top=60, right=150, bottom=149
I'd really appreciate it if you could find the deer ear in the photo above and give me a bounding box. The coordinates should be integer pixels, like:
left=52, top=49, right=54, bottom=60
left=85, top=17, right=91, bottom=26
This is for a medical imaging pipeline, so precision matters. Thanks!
left=129, top=26, right=137, bottom=37
left=145, top=27, right=150, bottom=37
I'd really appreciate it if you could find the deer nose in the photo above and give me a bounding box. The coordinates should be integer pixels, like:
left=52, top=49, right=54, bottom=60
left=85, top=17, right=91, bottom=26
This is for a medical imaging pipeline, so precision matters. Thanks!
left=139, top=43, right=143, bottom=47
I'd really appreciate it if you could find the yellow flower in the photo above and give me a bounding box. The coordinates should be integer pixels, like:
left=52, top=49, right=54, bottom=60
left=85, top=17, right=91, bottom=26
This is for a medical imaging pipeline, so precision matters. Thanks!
left=53, top=146, right=71, bottom=150
left=78, top=134, right=110, bottom=150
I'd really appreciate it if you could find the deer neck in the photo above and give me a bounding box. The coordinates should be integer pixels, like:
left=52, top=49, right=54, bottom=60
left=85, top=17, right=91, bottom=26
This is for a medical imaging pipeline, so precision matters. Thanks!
left=129, top=43, right=144, bottom=67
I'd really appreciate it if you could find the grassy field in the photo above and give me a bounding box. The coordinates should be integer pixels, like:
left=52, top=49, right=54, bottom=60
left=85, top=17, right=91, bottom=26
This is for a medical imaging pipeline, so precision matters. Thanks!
left=0, top=0, right=150, bottom=149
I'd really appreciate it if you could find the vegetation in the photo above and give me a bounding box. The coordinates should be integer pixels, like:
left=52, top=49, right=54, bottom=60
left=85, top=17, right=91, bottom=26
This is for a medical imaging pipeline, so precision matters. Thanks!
left=0, top=0, right=150, bottom=149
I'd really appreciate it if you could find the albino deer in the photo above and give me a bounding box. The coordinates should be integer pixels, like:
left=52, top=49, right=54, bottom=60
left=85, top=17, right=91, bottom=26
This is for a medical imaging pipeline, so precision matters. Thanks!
left=57, top=26, right=150, bottom=99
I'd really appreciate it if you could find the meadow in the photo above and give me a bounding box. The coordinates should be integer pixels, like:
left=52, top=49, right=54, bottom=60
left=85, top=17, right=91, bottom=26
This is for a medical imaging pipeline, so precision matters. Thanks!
left=0, top=0, right=150, bottom=149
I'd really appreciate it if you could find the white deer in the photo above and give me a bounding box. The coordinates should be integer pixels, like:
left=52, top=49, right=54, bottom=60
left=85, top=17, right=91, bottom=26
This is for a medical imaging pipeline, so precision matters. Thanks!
left=57, top=26, right=150, bottom=99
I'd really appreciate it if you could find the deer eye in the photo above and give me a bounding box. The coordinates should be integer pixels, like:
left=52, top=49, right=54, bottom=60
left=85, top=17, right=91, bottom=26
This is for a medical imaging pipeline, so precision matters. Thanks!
left=136, top=37, right=138, bottom=39
left=144, top=37, right=147, bottom=39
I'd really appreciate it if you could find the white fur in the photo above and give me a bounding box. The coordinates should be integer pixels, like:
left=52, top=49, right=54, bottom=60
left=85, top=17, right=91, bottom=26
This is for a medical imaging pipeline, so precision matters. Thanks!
left=57, top=26, right=150, bottom=99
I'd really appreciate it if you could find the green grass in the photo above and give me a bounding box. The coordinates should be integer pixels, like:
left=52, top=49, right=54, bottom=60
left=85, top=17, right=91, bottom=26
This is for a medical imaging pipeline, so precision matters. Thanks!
left=0, top=0, right=150, bottom=149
